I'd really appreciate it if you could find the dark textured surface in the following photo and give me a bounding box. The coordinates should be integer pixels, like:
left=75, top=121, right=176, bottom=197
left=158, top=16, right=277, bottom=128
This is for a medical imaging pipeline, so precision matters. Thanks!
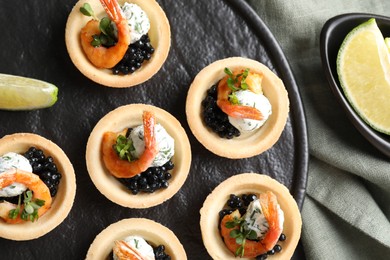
left=0, top=0, right=308, bottom=259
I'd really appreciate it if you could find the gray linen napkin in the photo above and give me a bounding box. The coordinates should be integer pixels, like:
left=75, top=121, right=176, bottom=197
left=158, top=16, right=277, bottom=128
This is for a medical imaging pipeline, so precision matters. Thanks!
left=245, top=0, right=390, bottom=259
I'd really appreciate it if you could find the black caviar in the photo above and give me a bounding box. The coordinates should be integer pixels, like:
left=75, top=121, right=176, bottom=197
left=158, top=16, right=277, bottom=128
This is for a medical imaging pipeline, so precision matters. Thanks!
left=219, top=194, right=287, bottom=259
left=153, top=244, right=171, bottom=260
left=118, top=159, right=174, bottom=194
left=219, top=193, right=257, bottom=221
left=110, top=243, right=171, bottom=260
left=23, top=147, right=62, bottom=197
left=202, top=84, right=241, bottom=139
left=112, top=34, right=154, bottom=75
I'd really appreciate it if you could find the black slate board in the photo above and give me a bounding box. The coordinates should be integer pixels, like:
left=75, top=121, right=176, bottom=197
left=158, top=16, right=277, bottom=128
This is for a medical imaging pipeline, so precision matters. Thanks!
left=0, top=0, right=308, bottom=259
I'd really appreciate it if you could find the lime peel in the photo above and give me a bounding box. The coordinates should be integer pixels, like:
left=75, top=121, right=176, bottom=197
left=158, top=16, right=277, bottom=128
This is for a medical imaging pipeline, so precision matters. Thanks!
left=337, top=18, right=390, bottom=135
left=0, top=74, right=58, bottom=110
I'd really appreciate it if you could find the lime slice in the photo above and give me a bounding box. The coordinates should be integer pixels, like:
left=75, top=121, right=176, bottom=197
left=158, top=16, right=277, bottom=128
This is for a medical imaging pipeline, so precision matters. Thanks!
left=337, top=18, right=390, bottom=135
left=0, top=74, right=58, bottom=110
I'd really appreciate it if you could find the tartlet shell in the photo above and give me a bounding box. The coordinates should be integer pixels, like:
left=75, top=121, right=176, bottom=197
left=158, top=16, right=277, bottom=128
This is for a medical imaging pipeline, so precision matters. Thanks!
left=0, top=133, right=76, bottom=241
left=86, top=103, right=191, bottom=208
left=200, top=173, right=302, bottom=260
left=86, top=218, right=187, bottom=259
left=186, top=57, right=289, bottom=159
left=65, top=0, right=171, bottom=88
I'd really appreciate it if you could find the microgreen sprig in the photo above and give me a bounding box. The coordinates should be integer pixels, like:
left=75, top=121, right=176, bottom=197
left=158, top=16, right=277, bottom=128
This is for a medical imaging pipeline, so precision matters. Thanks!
left=80, top=3, right=98, bottom=20
left=8, top=195, right=21, bottom=219
left=225, top=216, right=258, bottom=257
left=224, top=67, right=250, bottom=91
left=224, top=67, right=250, bottom=105
left=113, top=134, right=136, bottom=162
left=8, top=190, right=45, bottom=222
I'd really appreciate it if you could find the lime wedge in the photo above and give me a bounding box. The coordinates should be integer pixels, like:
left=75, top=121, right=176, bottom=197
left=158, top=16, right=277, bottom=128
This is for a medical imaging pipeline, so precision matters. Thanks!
left=337, top=18, right=390, bottom=135
left=0, top=74, right=58, bottom=110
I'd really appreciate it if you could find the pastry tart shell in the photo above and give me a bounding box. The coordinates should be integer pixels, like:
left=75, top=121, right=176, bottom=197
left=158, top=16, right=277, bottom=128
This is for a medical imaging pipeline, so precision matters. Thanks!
left=0, top=133, right=76, bottom=241
left=186, top=57, right=289, bottom=159
left=200, top=173, right=302, bottom=260
left=86, top=218, right=187, bottom=259
left=65, top=0, right=171, bottom=88
left=86, top=103, right=191, bottom=208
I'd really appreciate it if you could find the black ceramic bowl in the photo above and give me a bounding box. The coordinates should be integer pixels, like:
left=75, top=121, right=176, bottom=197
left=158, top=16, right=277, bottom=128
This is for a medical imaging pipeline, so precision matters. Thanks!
left=320, top=13, right=390, bottom=158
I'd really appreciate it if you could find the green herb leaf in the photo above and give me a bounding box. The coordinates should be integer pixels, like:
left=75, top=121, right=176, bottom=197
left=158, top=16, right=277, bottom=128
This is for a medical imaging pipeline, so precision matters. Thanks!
left=34, top=199, right=45, bottom=207
left=91, top=35, right=101, bottom=47
left=229, top=229, right=241, bottom=238
left=24, top=190, right=33, bottom=203
left=8, top=208, right=19, bottom=219
left=242, top=68, right=249, bottom=80
left=224, top=67, right=253, bottom=105
left=7, top=191, right=45, bottom=222
left=247, top=230, right=258, bottom=240
left=225, top=221, right=237, bottom=229
left=80, top=3, right=95, bottom=17
left=228, top=93, right=239, bottom=105
left=113, top=134, right=136, bottom=162
left=99, top=18, right=118, bottom=41
left=99, top=17, right=111, bottom=35
left=24, top=204, right=34, bottom=214
left=224, top=67, right=233, bottom=76
left=235, top=236, right=244, bottom=245
left=135, top=22, right=143, bottom=34
left=241, top=82, right=249, bottom=90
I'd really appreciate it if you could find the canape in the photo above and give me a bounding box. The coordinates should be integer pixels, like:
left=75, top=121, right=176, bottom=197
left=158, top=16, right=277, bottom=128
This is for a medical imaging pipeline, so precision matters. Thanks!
left=86, top=103, right=191, bottom=208
left=0, top=133, right=76, bottom=241
left=86, top=218, right=187, bottom=259
left=186, top=57, right=289, bottom=159
left=200, top=173, right=301, bottom=260
left=65, top=0, right=171, bottom=88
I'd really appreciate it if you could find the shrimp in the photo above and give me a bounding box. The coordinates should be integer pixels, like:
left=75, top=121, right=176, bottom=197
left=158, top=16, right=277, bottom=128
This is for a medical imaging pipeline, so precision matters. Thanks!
left=80, top=0, right=130, bottom=68
left=217, top=70, right=264, bottom=120
left=102, top=111, right=159, bottom=178
left=113, top=240, right=154, bottom=260
left=0, top=168, right=52, bottom=224
left=220, top=191, right=282, bottom=258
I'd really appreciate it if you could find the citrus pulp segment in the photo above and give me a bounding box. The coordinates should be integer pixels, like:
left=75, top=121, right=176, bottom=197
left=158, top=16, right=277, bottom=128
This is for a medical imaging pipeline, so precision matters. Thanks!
left=0, top=74, right=58, bottom=110
left=337, top=18, right=390, bottom=135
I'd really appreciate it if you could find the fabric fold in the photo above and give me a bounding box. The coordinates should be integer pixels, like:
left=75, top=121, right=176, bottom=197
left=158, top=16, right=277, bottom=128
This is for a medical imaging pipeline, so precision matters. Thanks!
left=245, top=0, right=390, bottom=259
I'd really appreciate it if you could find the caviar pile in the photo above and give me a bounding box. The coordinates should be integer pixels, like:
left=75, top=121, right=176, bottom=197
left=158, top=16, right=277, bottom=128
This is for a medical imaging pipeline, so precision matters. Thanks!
left=202, top=85, right=241, bottom=139
left=219, top=194, right=286, bottom=259
left=112, top=34, right=154, bottom=75
left=153, top=244, right=171, bottom=260
left=24, top=147, right=62, bottom=197
left=219, top=193, right=257, bottom=220
left=118, top=160, right=174, bottom=194
left=111, top=244, right=171, bottom=260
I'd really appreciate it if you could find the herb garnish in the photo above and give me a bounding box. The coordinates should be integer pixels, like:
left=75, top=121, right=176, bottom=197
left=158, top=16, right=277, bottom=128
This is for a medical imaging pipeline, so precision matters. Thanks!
left=8, top=190, right=45, bottom=222
left=113, top=134, right=136, bottom=162
left=225, top=215, right=258, bottom=257
left=224, top=67, right=250, bottom=105
left=80, top=3, right=97, bottom=19
left=80, top=3, right=118, bottom=47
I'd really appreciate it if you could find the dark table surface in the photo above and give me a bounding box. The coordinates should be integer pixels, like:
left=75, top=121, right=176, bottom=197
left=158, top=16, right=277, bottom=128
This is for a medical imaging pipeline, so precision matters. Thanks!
left=0, top=0, right=308, bottom=259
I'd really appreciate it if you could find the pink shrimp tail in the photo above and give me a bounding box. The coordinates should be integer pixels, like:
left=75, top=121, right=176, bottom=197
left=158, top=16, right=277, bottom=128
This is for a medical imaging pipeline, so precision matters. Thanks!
left=259, top=191, right=283, bottom=251
left=99, top=0, right=124, bottom=23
